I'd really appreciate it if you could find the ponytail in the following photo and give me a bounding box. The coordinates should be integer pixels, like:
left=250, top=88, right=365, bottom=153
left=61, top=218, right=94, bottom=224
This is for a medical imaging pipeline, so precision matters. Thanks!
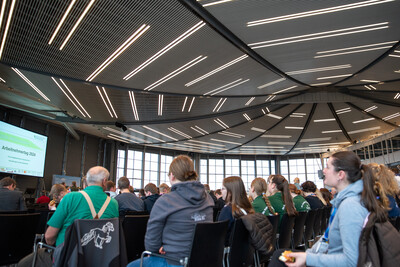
left=270, top=175, right=297, bottom=216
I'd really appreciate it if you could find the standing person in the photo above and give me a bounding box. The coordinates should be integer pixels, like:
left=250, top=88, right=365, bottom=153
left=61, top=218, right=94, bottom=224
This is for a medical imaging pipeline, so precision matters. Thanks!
left=69, top=181, right=79, bottom=192
left=294, top=177, right=301, bottom=190
left=127, top=155, right=214, bottom=267
left=0, top=177, right=26, bottom=211
left=218, top=176, right=255, bottom=244
left=267, top=175, right=297, bottom=224
left=115, top=177, right=144, bottom=212
left=277, top=151, right=388, bottom=267
left=249, top=177, right=275, bottom=216
left=36, top=190, right=51, bottom=204
left=289, top=184, right=311, bottom=212
left=143, top=183, right=160, bottom=212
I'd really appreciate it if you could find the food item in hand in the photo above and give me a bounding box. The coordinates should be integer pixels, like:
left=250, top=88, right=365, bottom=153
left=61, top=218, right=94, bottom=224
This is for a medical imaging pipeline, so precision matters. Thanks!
left=279, top=250, right=295, bottom=263
left=49, top=200, right=56, bottom=206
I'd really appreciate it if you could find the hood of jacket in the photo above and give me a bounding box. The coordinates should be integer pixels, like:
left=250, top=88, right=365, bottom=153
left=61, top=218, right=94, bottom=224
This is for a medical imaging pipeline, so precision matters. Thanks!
left=170, top=181, right=210, bottom=205
left=331, top=179, right=363, bottom=208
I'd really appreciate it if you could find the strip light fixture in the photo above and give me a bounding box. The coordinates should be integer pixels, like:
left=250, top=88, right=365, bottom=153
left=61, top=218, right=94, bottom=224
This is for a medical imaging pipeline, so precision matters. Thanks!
left=310, top=82, right=332, bottom=86
left=214, top=118, right=229, bottom=129
left=348, top=126, right=380, bottom=134
left=269, top=141, right=295, bottom=145
left=12, top=68, right=50, bottom=101
left=243, top=113, right=252, bottom=121
left=262, top=134, right=292, bottom=138
left=60, top=0, right=96, bottom=50
left=394, top=93, right=400, bottom=99
left=124, top=21, right=205, bottom=80
left=52, top=77, right=90, bottom=118
left=288, top=65, right=351, bottom=75
left=317, top=74, right=353, bottom=80
left=108, top=134, right=136, bottom=144
left=285, top=126, right=304, bottom=130
left=242, top=145, right=285, bottom=149
left=265, top=95, right=276, bottom=102
left=364, top=105, right=377, bottom=112
left=0, top=77, right=5, bottom=83
left=314, top=118, right=335, bottom=122
left=185, top=55, right=248, bottom=87
left=204, top=78, right=249, bottom=96
left=87, top=24, right=150, bottom=81
left=145, top=55, right=207, bottom=91
left=309, top=142, right=350, bottom=146
left=251, top=127, right=266, bottom=132
left=336, top=107, right=351, bottom=114
left=103, top=127, right=145, bottom=142
left=48, top=0, right=76, bottom=45
left=249, top=22, right=389, bottom=49
left=315, top=41, right=396, bottom=58
left=190, top=125, right=209, bottom=136
left=300, top=137, right=332, bottom=142
left=389, top=50, right=400, bottom=58
left=183, top=142, right=219, bottom=150
left=128, top=91, right=139, bottom=121
left=261, top=109, right=266, bottom=115
left=168, top=127, right=192, bottom=139
left=218, top=131, right=245, bottom=138
left=267, top=113, right=282, bottom=120
left=273, top=85, right=298, bottom=95
left=213, top=98, right=227, bottom=112
left=202, top=0, right=233, bottom=7
left=0, top=0, right=16, bottom=60
left=188, top=139, right=225, bottom=147
left=210, top=138, right=241, bottom=145
left=245, top=97, right=255, bottom=106
left=322, top=130, right=342, bottom=134
left=142, top=126, right=178, bottom=141
left=182, top=97, right=196, bottom=112
left=364, top=85, right=377, bottom=90
left=96, top=86, right=117, bottom=118
left=290, top=112, right=306, bottom=118
left=247, top=0, right=393, bottom=26
left=158, top=95, right=164, bottom=116
left=361, top=79, right=380, bottom=83
left=353, top=118, right=375, bottom=124
left=128, top=128, right=164, bottom=142
left=382, top=112, right=400, bottom=121
left=258, top=78, right=286, bottom=89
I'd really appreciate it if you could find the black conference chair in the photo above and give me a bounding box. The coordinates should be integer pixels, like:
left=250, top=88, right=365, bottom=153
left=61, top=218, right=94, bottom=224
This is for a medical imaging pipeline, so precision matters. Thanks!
left=122, top=215, right=150, bottom=262
left=320, top=206, right=332, bottom=234
left=301, top=209, right=317, bottom=250
left=291, top=211, right=308, bottom=249
left=0, top=213, right=40, bottom=265
left=277, top=214, right=295, bottom=249
left=225, top=218, right=254, bottom=267
left=312, top=208, right=324, bottom=241
left=267, top=214, right=280, bottom=251
left=140, top=220, right=229, bottom=267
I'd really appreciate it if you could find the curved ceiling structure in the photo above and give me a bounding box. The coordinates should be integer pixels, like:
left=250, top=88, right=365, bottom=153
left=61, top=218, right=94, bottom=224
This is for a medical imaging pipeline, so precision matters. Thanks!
left=0, top=0, right=399, bottom=155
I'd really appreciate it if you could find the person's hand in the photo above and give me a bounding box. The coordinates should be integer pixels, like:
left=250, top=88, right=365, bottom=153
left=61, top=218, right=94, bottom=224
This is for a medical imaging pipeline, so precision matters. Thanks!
left=159, top=246, right=165, bottom=255
left=285, top=252, right=306, bottom=267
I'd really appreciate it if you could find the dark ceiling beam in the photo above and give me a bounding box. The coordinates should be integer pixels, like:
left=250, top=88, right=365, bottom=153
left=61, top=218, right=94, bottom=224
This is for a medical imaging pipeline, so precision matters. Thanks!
left=340, top=89, right=400, bottom=108
left=178, top=0, right=311, bottom=88
left=345, top=102, right=399, bottom=129
left=328, top=103, right=353, bottom=143
left=331, top=40, right=400, bottom=86
left=285, top=103, right=317, bottom=155
left=55, top=91, right=306, bottom=125
left=215, top=104, right=304, bottom=154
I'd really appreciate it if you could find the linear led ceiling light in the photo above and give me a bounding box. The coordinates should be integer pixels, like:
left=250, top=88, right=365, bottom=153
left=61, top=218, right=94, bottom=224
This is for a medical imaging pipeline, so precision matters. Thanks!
left=265, top=95, right=276, bottom=102
left=182, top=97, right=195, bottom=112
left=189, top=139, right=225, bottom=147
left=214, top=118, right=229, bottom=129
left=353, top=118, right=375, bottom=124
left=128, top=128, right=164, bottom=142
left=103, top=126, right=145, bottom=142
left=87, top=24, right=150, bottom=81
left=245, top=97, right=255, bottom=106
left=389, top=50, right=400, bottom=58
left=190, top=125, right=209, bottom=136
left=314, top=118, right=335, bottom=122
left=290, top=112, right=306, bottom=118
left=202, top=0, right=233, bottom=7
left=0, top=0, right=16, bottom=60
left=158, top=95, right=164, bottom=116
left=348, top=126, right=380, bottom=134
left=185, top=55, right=248, bottom=87
left=285, top=126, right=304, bottom=130
left=243, top=113, right=252, bottom=121
left=247, top=0, right=393, bottom=26
left=204, top=78, right=249, bottom=96
left=12, top=68, right=50, bottom=101
left=336, top=107, right=351, bottom=114
left=218, top=131, right=245, bottom=138
left=242, top=145, right=285, bottom=149
left=249, top=22, right=388, bottom=49
left=96, top=86, right=117, bottom=118
left=322, top=130, right=342, bottom=133
left=364, top=85, right=377, bottom=90
left=0, top=77, right=5, bottom=83
left=361, top=79, right=380, bottom=83
left=300, top=137, right=332, bottom=142
left=364, top=105, right=377, bottom=112
left=309, top=142, right=350, bottom=147
left=315, top=41, right=396, bottom=58
left=128, top=91, right=139, bottom=121
left=124, top=21, right=205, bottom=80
left=213, top=98, right=227, bottom=112
left=262, top=134, right=292, bottom=138
left=288, top=65, right=352, bottom=75
left=382, top=112, right=400, bottom=121
left=48, top=0, right=76, bottom=45
left=268, top=141, right=295, bottom=145
left=168, top=127, right=192, bottom=139
left=142, top=126, right=178, bottom=141
left=145, top=55, right=207, bottom=91
left=210, top=138, right=241, bottom=145
left=317, top=74, right=353, bottom=80
left=251, top=127, right=266, bottom=132
left=258, top=78, right=286, bottom=89
left=394, top=93, right=400, bottom=99
left=108, top=134, right=136, bottom=144
left=267, top=113, right=282, bottom=120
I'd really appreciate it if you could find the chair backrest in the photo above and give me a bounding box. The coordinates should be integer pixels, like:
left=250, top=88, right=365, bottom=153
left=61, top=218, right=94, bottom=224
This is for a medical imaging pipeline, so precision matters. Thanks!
left=36, top=209, right=52, bottom=234
left=0, top=213, right=40, bottom=265
left=228, top=218, right=254, bottom=267
left=119, top=210, right=149, bottom=218
left=188, top=220, right=229, bottom=267
left=313, top=208, right=324, bottom=238
left=303, top=209, right=317, bottom=246
left=267, top=214, right=279, bottom=250
left=278, top=214, right=295, bottom=249
left=320, top=206, right=332, bottom=234
left=122, top=215, right=150, bottom=262
left=56, top=217, right=127, bottom=267
left=292, top=211, right=308, bottom=249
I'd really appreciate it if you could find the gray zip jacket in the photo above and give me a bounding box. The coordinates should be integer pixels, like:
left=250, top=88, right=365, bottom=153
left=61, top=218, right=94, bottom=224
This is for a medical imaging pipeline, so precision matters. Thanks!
left=307, top=179, right=368, bottom=267
left=145, top=181, right=214, bottom=264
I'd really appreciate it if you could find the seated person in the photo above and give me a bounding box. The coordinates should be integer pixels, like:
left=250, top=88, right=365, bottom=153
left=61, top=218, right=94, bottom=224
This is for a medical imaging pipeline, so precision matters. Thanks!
left=302, top=181, right=325, bottom=210
left=0, top=177, right=26, bottom=211
left=105, top=180, right=117, bottom=198
left=158, top=183, right=170, bottom=195
left=204, top=184, right=217, bottom=204
left=36, top=190, right=51, bottom=204
left=127, top=155, right=214, bottom=267
left=214, top=189, right=225, bottom=210
left=249, top=177, right=275, bottom=215
left=48, top=184, right=68, bottom=210
left=289, top=183, right=310, bottom=212
left=143, top=183, right=160, bottom=212
left=320, top=188, right=333, bottom=207
left=115, top=177, right=144, bottom=212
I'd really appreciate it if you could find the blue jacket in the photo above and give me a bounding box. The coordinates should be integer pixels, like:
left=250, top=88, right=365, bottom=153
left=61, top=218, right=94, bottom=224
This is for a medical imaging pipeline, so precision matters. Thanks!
left=307, top=179, right=368, bottom=267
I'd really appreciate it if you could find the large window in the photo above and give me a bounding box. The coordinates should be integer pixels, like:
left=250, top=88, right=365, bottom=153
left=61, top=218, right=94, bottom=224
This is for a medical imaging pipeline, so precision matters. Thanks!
left=199, top=159, right=208, bottom=184
left=208, top=159, right=224, bottom=190
left=280, top=160, right=289, bottom=179
left=289, top=159, right=306, bottom=183
left=160, top=155, right=173, bottom=185
left=256, top=160, right=270, bottom=179
left=116, top=150, right=125, bottom=179
left=241, top=160, right=255, bottom=190
left=126, top=150, right=143, bottom=189
left=225, top=159, right=240, bottom=177
left=144, top=152, right=159, bottom=186
left=306, top=158, right=324, bottom=188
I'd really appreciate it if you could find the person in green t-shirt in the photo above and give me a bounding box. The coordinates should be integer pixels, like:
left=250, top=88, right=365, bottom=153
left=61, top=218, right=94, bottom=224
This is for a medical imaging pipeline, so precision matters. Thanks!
left=249, top=177, right=275, bottom=216
left=267, top=175, right=297, bottom=224
left=289, top=183, right=311, bottom=212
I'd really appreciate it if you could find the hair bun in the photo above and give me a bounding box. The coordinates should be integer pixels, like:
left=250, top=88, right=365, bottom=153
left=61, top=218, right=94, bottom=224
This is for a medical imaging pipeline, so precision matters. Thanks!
left=184, top=170, right=198, bottom=180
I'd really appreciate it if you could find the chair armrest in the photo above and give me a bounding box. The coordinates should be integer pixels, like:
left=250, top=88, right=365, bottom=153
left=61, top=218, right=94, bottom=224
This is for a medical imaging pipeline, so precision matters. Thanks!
left=140, top=251, right=188, bottom=267
left=38, top=242, right=56, bottom=250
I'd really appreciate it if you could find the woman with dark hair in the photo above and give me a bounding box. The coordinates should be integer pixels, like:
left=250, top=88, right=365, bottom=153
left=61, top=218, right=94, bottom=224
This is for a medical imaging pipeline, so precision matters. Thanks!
left=127, top=155, right=214, bottom=267
left=267, top=175, right=297, bottom=224
left=319, top=188, right=332, bottom=207
left=301, top=181, right=325, bottom=210
left=249, top=177, right=275, bottom=215
left=218, top=176, right=254, bottom=244
left=289, top=184, right=310, bottom=212
left=279, top=151, right=388, bottom=267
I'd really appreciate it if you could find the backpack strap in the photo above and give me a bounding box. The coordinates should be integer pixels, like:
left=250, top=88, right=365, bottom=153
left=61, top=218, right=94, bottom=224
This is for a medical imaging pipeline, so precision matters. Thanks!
left=80, top=191, right=111, bottom=219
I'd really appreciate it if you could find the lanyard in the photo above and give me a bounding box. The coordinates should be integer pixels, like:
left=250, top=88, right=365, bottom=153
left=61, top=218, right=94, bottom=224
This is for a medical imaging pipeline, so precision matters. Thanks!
left=322, top=207, right=337, bottom=242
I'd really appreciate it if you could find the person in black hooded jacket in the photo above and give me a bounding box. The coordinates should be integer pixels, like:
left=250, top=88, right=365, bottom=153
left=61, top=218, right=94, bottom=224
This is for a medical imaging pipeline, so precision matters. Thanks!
left=143, top=183, right=160, bottom=212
